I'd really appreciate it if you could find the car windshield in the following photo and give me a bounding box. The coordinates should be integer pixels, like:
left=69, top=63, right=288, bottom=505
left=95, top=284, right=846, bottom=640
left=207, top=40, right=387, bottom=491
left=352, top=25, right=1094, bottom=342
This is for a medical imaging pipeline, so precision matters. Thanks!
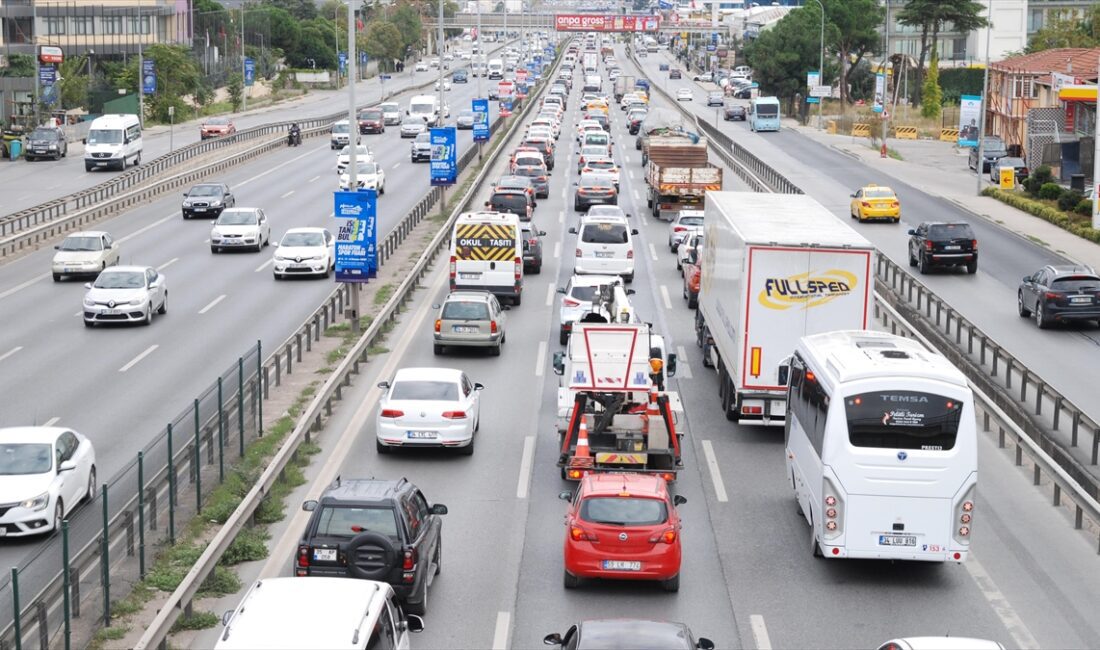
left=59, top=236, right=103, bottom=252
left=982, top=138, right=1005, bottom=150
left=459, top=111, right=475, bottom=119
left=582, top=223, right=628, bottom=244
left=580, top=497, right=668, bottom=526
left=585, top=133, right=608, bottom=145
left=515, top=166, right=543, bottom=178
left=755, top=104, right=779, bottom=118
left=999, top=157, right=1025, bottom=167
left=442, top=301, right=490, bottom=320
left=381, top=103, right=399, bottom=112
left=403, top=118, right=424, bottom=127
left=94, top=271, right=145, bottom=289
left=581, top=176, right=614, bottom=188
left=0, top=443, right=52, bottom=475
left=415, top=133, right=431, bottom=143
left=586, top=160, right=615, bottom=171
left=1051, top=276, right=1100, bottom=290
left=492, top=194, right=528, bottom=213
left=281, top=232, right=325, bottom=247
left=314, top=506, right=399, bottom=538
left=569, top=285, right=599, bottom=302
left=217, top=211, right=258, bottom=225
left=88, top=129, right=123, bottom=144
left=390, top=380, right=459, bottom=401
left=581, top=147, right=605, bottom=158
left=928, top=224, right=975, bottom=240
left=189, top=185, right=223, bottom=197
left=678, top=216, right=704, bottom=227
left=355, top=162, right=379, bottom=175
left=332, top=123, right=349, bottom=133
left=206, top=117, right=229, bottom=125
left=360, top=110, right=382, bottom=120
left=30, top=129, right=59, bottom=141
left=341, top=145, right=369, bottom=156
left=864, top=188, right=895, bottom=199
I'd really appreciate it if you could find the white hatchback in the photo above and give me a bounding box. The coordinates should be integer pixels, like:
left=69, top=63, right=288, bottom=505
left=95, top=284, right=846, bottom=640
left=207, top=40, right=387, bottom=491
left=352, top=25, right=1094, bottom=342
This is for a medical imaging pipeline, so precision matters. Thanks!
left=273, top=228, right=335, bottom=279
left=570, top=215, right=637, bottom=283
left=82, top=265, right=167, bottom=327
left=339, top=161, right=386, bottom=193
left=375, top=368, right=484, bottom=455
left=556, top=274, right=628, bottom=345
left=336, top=145, right=373, bottom=174
left=668, top=210, right=705, bottom=251
left=211, top=208, right=271, bottom=253
left=0, top=427, right=97, bottom=536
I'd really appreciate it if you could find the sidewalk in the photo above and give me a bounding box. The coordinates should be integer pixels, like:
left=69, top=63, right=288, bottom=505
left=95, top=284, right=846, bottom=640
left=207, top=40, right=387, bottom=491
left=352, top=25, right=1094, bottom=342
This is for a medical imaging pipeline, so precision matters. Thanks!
left=784, top=118, right=1100, bottom=270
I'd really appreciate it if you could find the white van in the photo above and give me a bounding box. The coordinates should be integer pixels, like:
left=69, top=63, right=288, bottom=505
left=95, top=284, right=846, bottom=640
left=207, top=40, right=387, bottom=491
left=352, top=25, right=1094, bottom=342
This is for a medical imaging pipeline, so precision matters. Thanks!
left=450, top=211, right=524, bottom=305
left=331, top=119, right=353, bottom=149
left=570, top=214, right=638, bottom=283
left=215, top=577, right=424, bottom=649
left=487, top=58, right=504, bottom=80
left=84, top=114, right=142, bottom=171
left=408, top=94, right=444, bottom=126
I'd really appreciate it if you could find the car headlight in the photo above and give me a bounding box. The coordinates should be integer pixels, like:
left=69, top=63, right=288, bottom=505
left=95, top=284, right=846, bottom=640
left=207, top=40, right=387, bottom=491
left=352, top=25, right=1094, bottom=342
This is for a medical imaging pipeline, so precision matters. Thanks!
left=275, top=255, right=289, bottom=262
left=182, top=201, right=192, bottom=207
left=20, top=492, right=49, bottom=511
left=48, top=144, right=57, bottom=150
left=211, top=200, right=223, bottom=207
left=83, top=298, right=95, bottom=307
left=129, top=298, right=144, bottom=306
left=211, top=230, right=222, bottom=238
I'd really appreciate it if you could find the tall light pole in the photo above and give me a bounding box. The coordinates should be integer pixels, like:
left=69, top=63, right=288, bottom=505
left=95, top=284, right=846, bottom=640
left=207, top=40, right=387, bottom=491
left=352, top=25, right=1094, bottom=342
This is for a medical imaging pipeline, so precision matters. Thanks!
left=809, top=0, right=824, bottom=130
left=346, top=0, right=360, bottom=332
left=1093, top=54, right=1100, bottom=228
left=880, top=0, right=889, bottom=156
left=137, top=0, right=144, bottom=127
left=241, top=5, right=247, bottom=111
left=438, top=0, right=445, bottom=125
left=975, top=19, right=991, bottom=195
left=476, top=0, right=483, bottom=99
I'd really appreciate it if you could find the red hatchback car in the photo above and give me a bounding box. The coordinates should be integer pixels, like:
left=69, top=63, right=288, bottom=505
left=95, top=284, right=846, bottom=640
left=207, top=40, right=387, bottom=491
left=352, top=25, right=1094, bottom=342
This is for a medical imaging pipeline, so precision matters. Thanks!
left=559, top=473, right=685, bottom=592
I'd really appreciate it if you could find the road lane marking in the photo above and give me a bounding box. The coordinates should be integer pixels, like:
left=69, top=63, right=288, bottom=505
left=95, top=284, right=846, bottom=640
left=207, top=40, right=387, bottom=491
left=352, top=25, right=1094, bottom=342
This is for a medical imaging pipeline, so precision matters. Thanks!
left=280, top=190, right=295, bottom=199
left=628, top=169, right=635, bottom=180
left=42, top=417, right=60, bottom=427
left=634, top=189, right=641, bottom=201
left=535, top=342, right=547, bottom=377
left=198, top=294, right=227, bottom=314
left=648, top=243, right=658, bottom=261
left=701, top=440, right=729, bottom=502
left=561, top=187, right=567, bottom=201
left=545, top=283, right=555, bottom=306
left=236, top=145, right=323, bottom=189
left=492, top=611, right=511, bottom=650
left=553, top=241, right=561, bottom=258
left=750, top=615, right=772, bottom=650
left=659, top=285, right=672, bottom=309
left=676, top=345, right=693, bottom=379
left=117, top=214, right=175, bottom=245
left=392, top=162, right=401, bottom=169
left=157, top=258, right=179, bottom=271
left=0, top=346, right=24, bottom=363
left=965, top=555, right=1040, bottom=649
left=517, top=436, right=536, bottom=498
left=558, top=210, right=565, bottom=224
left=0, top=274, right=50, bottom=301
left=308, top=175, right=320, bottom=183
left=119, top=345, right=158, bottom=373
left=254, top=258, right=274, bottom=273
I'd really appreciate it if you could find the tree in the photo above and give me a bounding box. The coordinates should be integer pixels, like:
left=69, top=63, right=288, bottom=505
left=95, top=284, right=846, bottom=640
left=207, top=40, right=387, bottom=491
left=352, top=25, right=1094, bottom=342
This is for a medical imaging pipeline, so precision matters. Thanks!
left=262, top=0, right=317, bottom=20
left=744, top=7, right=827, bottom=113
left=288, top=22, right=339, bottom=69
left=921, top=55, right=942, bottom=119
left=58, top=55, right=89, bottom=110
left=1027, top=6, right=1100, bottom=52
left=0, top=54, right=36, bottom=78
left=823, top=0, right=882, bottom=105
left=363, top=21, right=405, bottom=69
left=898, top=0, right=989, bottom=103
left=391, top=1, right=423, bottom=52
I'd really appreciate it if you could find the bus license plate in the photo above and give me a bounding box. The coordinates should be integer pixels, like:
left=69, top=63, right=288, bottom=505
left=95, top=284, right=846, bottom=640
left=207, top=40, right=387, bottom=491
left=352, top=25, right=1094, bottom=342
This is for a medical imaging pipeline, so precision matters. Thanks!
left=878, top=534, right=916, bottom=547
left=602, top=560, right=641, bottom=571
left=313, top=548, right=336, bottom=562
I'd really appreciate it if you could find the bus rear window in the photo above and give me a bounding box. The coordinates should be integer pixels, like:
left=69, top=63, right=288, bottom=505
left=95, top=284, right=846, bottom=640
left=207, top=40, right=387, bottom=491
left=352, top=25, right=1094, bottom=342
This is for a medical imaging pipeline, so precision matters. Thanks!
left=845, top=391, right=962, bottom=451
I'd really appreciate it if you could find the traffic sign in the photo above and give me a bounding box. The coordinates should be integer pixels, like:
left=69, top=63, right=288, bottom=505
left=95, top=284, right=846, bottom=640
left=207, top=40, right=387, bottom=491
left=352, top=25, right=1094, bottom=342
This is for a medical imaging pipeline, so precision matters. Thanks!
left=811, top=85, right=831, bottom=98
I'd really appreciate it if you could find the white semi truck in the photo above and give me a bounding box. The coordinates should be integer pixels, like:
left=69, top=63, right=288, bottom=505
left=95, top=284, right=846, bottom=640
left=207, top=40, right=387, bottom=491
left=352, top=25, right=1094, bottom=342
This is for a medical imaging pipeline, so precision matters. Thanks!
left=695, top=192, right=876, bottom=426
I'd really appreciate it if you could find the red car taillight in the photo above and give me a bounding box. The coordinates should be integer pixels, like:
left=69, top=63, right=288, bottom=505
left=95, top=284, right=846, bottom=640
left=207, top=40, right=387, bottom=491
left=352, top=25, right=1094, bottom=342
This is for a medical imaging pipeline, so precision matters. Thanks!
left=380, top=409, right=404, bottom=418
left=648, top=528, right=677, bottom=544
left=297, top=545, right=310, bottom=567
left=449, top=255, right=456, bottom=279
left=673, top=226, right=687, bottom=232
left=434, top=319, right=441, bottom=333
left=569, top=526, right=597, bottom=542
left=861, top=201, right=872, bottom=208
left=563, top=297, right=580, bottom=307
left=925, top=240, right=933, bottom=250
left=576, top=248, right=583, bottom=257
left=971, top=239, right=978, bottom=250
left=514, top=257, right=522, bottom=282
left=442, top=410, right=467, bottom=419
left=627, top=249, right=633, bottom=259
left=490, top=320, right=498, bottom=334
left=1044, top=291, right=1060, bottom=300
left=403, top=547, right=417, bottom=571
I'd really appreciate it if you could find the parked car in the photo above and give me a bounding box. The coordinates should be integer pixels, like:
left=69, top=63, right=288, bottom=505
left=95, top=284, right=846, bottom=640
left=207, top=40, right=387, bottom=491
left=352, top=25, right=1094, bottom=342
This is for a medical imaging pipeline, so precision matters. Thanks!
left=432, top=291, right=509, bottom=356
left=200, top=116, right=236, bottom=139
left=182, top=183, right=235, bottom=219
left=24, top=126, right=67, bottom=160
left=295, top=476, right=447, bottom=615
left=52, top=231, right=120, bottom=281
left=1017, top=264, right=1100, bottom=328
left=0, top=427, right=97, bottom=536
left=989, top=156, right=1029, bottom=184
left=907, top=221, right=978, bottom=274
left=968, top=136, right=1008, bottom=172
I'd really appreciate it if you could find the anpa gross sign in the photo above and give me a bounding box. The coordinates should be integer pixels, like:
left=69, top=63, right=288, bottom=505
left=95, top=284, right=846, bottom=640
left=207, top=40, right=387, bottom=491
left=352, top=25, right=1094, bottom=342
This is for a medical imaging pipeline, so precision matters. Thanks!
left=554, top=14, right=660, bottom=32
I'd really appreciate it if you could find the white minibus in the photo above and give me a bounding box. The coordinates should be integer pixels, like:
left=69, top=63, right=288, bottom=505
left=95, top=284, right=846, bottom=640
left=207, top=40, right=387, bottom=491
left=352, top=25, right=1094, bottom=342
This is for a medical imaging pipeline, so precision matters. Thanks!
left=785, top=330, right=977, bottom=562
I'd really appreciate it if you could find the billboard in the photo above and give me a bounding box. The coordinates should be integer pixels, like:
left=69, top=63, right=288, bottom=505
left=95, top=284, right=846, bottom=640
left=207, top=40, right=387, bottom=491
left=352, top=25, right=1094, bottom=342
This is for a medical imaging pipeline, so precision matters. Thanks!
left=472, top=98, right=490, bottom=142
left=430, top=127, right=457, bottom=186
left=958, top=95, right=982, bottom=148
left=244, top=58, right=255, bottom=87
left=142, top=59, right=156, bottom=94
left=333, top=190, right=378, bottom=282
left=554, top=14, right=660, bottom=32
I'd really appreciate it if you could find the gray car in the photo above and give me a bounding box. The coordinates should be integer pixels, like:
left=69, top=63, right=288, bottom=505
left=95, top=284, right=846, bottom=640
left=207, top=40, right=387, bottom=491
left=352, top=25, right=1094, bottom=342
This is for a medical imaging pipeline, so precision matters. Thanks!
left=25, top=126, right=67, bottom=161
left=432, top=291, right=509, bottom=356
left=968, top=136, right=1008, bottom=173
left=411, top=132, right=432, bottom=162
left=706, top=91, right=725, bottom=106
left=520, top=222, right=546, bottom=274
left=456, top=110, right=476, bottom=130
left=182, top=183, right=235, bottom=219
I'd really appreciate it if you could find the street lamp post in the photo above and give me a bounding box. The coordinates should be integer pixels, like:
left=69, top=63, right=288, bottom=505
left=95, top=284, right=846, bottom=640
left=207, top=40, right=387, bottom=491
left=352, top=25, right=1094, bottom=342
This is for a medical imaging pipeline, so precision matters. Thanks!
left=137, top=0, right=144, bottom=127
left=241, top=6, right=247, bottom=111
left=809, top=0, right=824, bottom=130
left=975, top=21, right=991, bottom=195
left=346, top=0, right=360, bottom=332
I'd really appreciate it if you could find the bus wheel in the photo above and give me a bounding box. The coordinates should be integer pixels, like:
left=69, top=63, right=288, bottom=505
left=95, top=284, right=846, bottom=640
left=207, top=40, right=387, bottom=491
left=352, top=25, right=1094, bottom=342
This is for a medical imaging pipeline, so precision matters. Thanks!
left=811, top=526, right=823, bottom=558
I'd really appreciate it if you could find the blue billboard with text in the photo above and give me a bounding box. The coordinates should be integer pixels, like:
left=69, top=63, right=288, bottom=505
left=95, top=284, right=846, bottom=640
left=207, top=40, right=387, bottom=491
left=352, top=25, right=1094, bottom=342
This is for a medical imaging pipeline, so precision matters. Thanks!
left=333, top=190, right=377, bottom=282
left=430, top=127, right=457, bottom=186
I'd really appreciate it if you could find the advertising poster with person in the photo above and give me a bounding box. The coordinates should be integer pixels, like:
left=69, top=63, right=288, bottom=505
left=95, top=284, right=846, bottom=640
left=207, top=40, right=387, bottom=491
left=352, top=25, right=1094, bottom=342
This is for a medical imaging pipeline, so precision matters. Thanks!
left=958, top=95, right=982, bottom=147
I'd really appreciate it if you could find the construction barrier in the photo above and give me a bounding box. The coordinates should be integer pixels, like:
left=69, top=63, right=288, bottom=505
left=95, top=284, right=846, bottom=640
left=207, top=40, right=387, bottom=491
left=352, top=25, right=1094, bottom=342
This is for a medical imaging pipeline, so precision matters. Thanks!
left=827, top=120, right=837, bottom=134
left=851, top=123, right=871, bottom=137
left=940, top=128, right=960, bottom=142
left=893, top=126, right=918, bottom=139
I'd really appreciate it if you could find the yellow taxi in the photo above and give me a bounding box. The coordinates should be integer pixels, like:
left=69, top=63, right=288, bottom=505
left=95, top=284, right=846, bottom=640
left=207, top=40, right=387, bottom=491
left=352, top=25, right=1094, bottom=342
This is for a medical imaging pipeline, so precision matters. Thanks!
left=849, top=184, right=900, bottom=222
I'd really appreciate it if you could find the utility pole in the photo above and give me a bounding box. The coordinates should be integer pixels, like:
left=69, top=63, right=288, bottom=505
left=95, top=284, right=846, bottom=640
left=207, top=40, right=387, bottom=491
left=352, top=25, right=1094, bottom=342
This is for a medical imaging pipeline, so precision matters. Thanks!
left=347, top=0, right=360, bottom=332
left=477, top=0, right=483, bottom=161
left=241, top=5, right=247, bottom=111
left=880, top=0, right=889, bottom=158
left=438, top=0, right=445, bottom=125
left=137, top=0, right=144, bottom=127
left=975, top=21, right=991, bottom=195
left=1093, top=54, right=1100, bottom=228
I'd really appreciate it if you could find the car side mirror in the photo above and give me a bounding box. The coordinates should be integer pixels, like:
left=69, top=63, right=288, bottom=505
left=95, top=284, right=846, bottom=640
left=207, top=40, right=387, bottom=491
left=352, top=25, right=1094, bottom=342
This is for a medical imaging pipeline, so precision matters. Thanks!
left=485, top=201, right=491, bottom=207
left=430, top=503, right=449, bottom=515
left=474, top=382, right=484, bottom=390
left=302, top=500, right=318, bottom=512
left=907, top=229, right=917, bottom=236
left=544, top=633, right=564, bottom=646
left=631, top=229, right=639, bottom=235
left=697, top=638, right=715, bottom=650
left=82, top=138, right=87, bottom=145
left=405, top=614, right=426, bottom=633
left=556, top=287, right=567, bottom=295
left=673, top=494, right=687, bottom=505
left=183, top=193, right=188, bottom=197
left=626, top=213, right=633, bottom=219
left=667, top=353, right=678, bottom=377
left=568, top=227, right=577, bottom=234
left=1023, top=275, right=1031, bottom=282
left=406, top=109, right=410, bottom=115
left=84, top=282, right=92, bottom=289
left=58, top=460, right=77, bottom=473
left=553, top=352, right=565, bottom=375
left=377, top=381, right=390, bottom=389
left=558, top=490, right=572, bottom=501
left=54, top=245, right=60, bottom=250
left=572, top=182, right=578, bottom=186
left=850, top=193, right=857, bottom=198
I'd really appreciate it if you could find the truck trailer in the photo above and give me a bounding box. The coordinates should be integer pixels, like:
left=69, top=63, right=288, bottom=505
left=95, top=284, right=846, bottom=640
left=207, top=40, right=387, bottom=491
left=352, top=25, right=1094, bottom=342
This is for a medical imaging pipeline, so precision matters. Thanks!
left=695, top=192, right=875, bottom=426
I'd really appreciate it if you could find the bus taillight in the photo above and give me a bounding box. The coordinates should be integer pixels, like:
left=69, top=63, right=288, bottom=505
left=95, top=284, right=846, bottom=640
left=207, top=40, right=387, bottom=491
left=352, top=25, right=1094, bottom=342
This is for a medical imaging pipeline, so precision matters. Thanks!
left=953, top=487, right=976, bottom=545
left=822, top=476, right=844, bottom=540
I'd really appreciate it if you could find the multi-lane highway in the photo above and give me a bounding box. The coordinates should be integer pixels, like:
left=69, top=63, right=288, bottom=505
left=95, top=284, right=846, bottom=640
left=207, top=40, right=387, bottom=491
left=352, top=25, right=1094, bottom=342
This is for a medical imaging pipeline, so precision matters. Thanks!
left=189, top=43, right=1100, bottom=650
left=0, top=66, right=501, bottom=577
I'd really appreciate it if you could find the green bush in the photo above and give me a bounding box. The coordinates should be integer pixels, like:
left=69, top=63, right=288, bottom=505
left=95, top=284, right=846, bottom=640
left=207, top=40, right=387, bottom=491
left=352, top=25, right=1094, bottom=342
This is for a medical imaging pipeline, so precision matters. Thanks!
left=1077, top=199, right=1094, bottom=216
left=1058, top=190, right=1083, bottom=212
left=1033, top=165, right=1054, bottom=184
left=982, top=187, right=1100, bottom=243
left=1038, top=182, right=1064, bottom=201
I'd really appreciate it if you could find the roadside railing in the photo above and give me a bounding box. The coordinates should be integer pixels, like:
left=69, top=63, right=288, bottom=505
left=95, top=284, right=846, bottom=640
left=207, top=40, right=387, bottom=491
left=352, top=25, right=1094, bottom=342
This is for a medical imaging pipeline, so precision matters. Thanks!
left=131, top=45, right=563, bottom=650
left=0, top=79, right=517, bottom=650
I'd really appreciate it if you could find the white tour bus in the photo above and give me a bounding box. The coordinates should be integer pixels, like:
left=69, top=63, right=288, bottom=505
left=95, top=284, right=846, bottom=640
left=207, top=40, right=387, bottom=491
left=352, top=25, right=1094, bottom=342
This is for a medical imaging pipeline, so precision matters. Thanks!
left=785, top=330, right=976, bottom=562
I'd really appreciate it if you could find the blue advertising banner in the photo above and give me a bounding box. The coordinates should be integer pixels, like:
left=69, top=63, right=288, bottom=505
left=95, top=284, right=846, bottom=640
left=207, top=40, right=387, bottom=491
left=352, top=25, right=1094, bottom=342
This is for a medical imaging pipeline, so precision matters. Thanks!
left=142, top=59, right=156, bottom=94
left=472, top=98, right=490, bottom=142
left=338, top=51, right=347, bottom=73
left=430, top=127, right=457, bottom=186
left=334, top=190, right=378, bottom=282
left=244, top=58, right=255, bottom=86
left=38, top=64, right=56, bottom=86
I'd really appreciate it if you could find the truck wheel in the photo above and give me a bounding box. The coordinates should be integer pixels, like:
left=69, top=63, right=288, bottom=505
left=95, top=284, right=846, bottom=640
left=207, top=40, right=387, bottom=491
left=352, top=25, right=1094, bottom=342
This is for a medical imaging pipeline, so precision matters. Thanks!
left=687, top=294, right=698, bottom=309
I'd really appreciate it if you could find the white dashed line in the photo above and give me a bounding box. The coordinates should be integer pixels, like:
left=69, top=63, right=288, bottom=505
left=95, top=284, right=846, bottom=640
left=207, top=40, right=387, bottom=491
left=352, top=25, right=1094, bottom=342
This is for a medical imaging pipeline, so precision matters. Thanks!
left=119, top=345, right=159, bottom=373
left=492, top=611, right=511, bottom=650
left=701, top=440, right=729, bottom=502
left=634, top=189, right=641, bottom=201
left=750, top=615, right=772, bottom=650
left=42, top=417, right=61, bottom=427
left=255, top=258, right=275, bottom=273
left=157, top=258, right=179, bottom=271
left=0, top=346, right=24, bottom=363
left=553, top=241, right=562, bottom=258
left=648, top=243, right=658, bottom=261
left=0, top=274, right=50, bottom=301
left=965, top=555, right=1040, bottom=649
left=280, top=190, right=295, bottom=199
left=675, top=345, right=693, bottom=379
left=392, top=162, right=402, bottom=169
left=659, top=285, right=672, bottom=309
left=534, top=341, right=548, bottom=377
left=558, top=210, right=565, bottom=224
left=198, top=294, right=227, bottom=314
left=309, top=175, right=320, bottom=183
left=517, top=436, right=536, bottom=498
left=628, top=169, right=635, bottom=180
left=117, top=214, right=175, bottom=244
left=545, top=283, right=555, bottom=306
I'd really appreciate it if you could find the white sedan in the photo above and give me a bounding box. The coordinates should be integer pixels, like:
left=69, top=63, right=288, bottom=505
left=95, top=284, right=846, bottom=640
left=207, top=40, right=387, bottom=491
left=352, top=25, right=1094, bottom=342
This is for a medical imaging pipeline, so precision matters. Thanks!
left=52, top=230, right=120, bottom=281
left=676, top=88, right=693, bottom=102
left=211, top=207, right=271, bottom=253
left=336, top=145, right=373, bottom=174
left=434, top=79, right=452, bottom=91
left=0, top=427, right=96, bottom=536
left=82, top=265, right=167, bottom=327
left=375, top=368, right=483, bottom=455
left=339, top=161, right=386, bottom=194
left=414, top=61, right=429, bottom=71
left=273, top=227, right=335, bottom=280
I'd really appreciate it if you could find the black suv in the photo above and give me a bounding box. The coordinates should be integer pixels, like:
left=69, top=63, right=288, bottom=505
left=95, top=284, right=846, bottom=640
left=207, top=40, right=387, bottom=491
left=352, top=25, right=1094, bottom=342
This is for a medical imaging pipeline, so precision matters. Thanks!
left=907, top=221, right=978, bottom=274
left=296, top=477, right=447, bottom=616
left=1018, top=264, right=1100, bottom=328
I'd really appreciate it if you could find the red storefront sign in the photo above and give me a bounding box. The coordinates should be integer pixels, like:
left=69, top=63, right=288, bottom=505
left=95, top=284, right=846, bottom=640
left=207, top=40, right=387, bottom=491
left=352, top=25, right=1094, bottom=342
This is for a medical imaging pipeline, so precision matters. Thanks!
left=554, top=14, right=661, bottom=32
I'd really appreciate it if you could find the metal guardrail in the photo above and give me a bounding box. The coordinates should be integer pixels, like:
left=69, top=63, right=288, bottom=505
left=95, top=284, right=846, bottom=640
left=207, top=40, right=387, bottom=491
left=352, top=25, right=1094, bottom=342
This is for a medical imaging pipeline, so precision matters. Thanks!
left=0, top=78, right=516, bottom=650
left=132, top=42, right=564, bottom=650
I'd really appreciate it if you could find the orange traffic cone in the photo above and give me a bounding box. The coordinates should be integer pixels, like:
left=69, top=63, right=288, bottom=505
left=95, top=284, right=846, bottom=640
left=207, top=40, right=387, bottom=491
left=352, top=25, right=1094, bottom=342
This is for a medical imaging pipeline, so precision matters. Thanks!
left=569, top=418, right=594, bottom=473
left=644, top=384, right=660, bottom=436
